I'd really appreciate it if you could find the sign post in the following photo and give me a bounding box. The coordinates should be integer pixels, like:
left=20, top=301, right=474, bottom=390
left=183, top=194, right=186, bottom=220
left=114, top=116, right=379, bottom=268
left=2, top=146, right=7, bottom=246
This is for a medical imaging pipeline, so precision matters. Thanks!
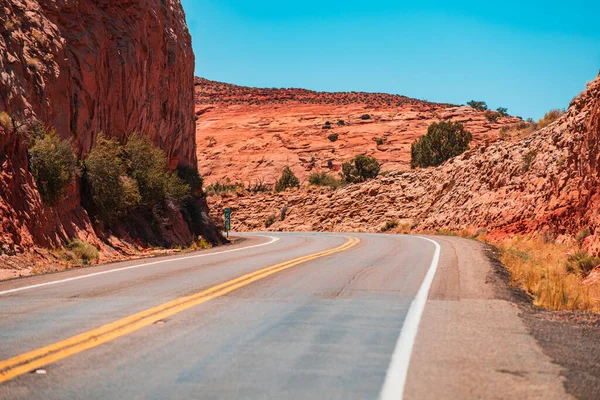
left=224, top=208, right=231, bottom=239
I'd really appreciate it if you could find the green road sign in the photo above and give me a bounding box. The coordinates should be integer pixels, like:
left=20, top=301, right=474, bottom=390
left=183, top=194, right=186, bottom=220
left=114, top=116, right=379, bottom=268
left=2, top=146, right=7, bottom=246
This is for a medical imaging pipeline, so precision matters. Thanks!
left=224, top=208, right=231, bottom=233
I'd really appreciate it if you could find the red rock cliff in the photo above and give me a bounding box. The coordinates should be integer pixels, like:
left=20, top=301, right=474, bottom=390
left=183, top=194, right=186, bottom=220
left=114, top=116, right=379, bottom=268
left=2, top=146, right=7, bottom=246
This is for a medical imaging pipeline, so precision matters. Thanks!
left=0, top=0, right=222, bottom=261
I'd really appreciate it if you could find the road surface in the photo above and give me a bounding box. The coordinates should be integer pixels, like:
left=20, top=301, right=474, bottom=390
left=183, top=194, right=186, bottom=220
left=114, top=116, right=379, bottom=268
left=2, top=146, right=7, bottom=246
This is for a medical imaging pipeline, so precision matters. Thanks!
left=0, top=233, right=571, bottom=399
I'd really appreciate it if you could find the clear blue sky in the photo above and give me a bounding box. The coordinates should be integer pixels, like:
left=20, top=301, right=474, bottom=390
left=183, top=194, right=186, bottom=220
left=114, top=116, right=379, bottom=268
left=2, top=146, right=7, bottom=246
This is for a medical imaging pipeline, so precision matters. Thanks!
left=181, top=0, right=600, bottom=119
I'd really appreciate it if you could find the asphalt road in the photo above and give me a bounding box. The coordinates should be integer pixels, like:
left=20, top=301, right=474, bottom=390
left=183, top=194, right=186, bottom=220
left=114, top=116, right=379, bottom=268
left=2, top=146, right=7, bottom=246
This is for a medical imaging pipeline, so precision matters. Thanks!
left=0, top=233, right=573, bottom=399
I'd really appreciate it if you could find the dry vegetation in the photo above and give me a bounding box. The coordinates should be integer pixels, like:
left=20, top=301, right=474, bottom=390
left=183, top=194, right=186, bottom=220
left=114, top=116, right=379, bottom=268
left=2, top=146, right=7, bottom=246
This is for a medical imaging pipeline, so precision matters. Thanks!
left=495, top=235, right=600, bottom=312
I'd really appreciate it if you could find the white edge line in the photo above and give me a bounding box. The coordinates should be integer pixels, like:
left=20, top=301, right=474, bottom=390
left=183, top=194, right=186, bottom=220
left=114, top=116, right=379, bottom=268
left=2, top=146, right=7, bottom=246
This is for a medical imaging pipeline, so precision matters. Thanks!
left=0, top=235, right=280, bottom=296
left=379, top=235, right=441, bottom=400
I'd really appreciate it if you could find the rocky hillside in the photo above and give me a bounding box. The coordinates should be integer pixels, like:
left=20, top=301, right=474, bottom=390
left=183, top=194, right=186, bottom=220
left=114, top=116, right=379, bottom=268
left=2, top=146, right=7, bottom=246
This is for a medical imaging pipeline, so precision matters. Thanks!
left=210, top=74, right=600, bottom=252
left=0, top=0, right=222, bottom=273
left=195, top=78, right=521, bottom=185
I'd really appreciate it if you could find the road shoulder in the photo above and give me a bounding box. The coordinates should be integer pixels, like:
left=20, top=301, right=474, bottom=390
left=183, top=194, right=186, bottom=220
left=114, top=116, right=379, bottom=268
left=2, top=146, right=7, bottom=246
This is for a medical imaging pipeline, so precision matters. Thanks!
left=405, top=236, right=573, bottom=400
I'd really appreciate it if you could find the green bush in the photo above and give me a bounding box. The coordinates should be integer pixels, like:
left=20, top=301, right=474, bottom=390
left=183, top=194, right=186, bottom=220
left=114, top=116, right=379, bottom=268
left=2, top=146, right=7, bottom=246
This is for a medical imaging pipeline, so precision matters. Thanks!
left=125, top=133, right=190, bottom=206
left=410, top=121, right=472, bottom=168
left=327, top=133, right=339, bottom=142
left=341, top=155, right=380, bottom=183
left=67, top=239, right=99, bottom=264
left=485, top=111, right=499, bottom=123
left=308, top=172, right=342, bottom=189
left=205, top=179, right=244, bottom=196
left=496, top=107, right=509, bottom=117
left=275, top=166, right=300, bottom=192
left=467, top=100, right=488, bottom=111
left=84, top=135, right=141, bottom=219
left=28, top=128, right=77, bottom=205
left=381, top=220, right=399, bottom=232
left=360, top=114, right=371, bottom=120
left=265, top=214, right=276, bottom=228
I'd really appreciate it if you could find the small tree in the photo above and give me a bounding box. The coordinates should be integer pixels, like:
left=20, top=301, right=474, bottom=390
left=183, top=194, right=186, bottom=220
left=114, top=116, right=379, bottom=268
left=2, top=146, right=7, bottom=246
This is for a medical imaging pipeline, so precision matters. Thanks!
left=275, top=166, right=300, bottom=192
left=496, top=107, right=509, bottom=117
left=341, top=155, right=380, bottom=183
left=28, top=127, right=77, bottom=205
left=410, top=121, right=472, bottom=168
left=467, top=100, right=488, bottom=111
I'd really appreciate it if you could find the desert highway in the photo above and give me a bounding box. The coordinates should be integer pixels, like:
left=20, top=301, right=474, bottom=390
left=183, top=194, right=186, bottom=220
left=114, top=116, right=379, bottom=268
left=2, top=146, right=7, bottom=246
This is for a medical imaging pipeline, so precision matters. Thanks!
left=0, top=233, right=571, bottom=399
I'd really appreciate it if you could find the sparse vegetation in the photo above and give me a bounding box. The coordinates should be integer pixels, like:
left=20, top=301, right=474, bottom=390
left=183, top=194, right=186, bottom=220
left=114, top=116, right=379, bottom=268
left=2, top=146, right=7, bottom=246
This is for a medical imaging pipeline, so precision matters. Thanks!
left=576, top=227, right=591, bottom=247
left=484, top=111, right=499, bottom=123
left=521, top=149, right=537, bottom=173
left=381, top=220, right=399, bottom=232
left=308, top=172, right=343, bottom=189
left=360, top=114, right=371, bottom=120
left=28, top=126, right=77, bottom=205
left=373, top=137, right=385, bottom=146
left=341, top=155, right=380, bottom=183
left=327, top=133, right=339, bottom=142
left=337, top=120, right=346, bottom=126
left=410, top=121, right=472, bottom=168
left=499, top=121, right=537, bottom=140
left=26, top=57, right=42, bottom=72
left=0, top=111, right=13, bottom=131
left=467, top=100, right=488, bottom=111
left=205, top=178, right=244, bottom=196
left=496, top=107, right=509, bottom=117
left=537, top=109, right=564, bottom=130
left=322, top=121, right=332, bottom=130
left=496, top=236, right=600, bottom=312
left=67, top=239, right=99, bottom=264
left=265, top=214, right=276, bottom=228
left=275, top=166, right=300, bottom=192
left=205, top=136, right=217, bottom=147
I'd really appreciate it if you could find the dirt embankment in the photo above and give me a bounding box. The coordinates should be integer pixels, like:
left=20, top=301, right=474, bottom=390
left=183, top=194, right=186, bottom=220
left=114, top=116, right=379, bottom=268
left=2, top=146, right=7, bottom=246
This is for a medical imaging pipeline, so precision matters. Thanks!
left=194, top=77, right=521, bottom=185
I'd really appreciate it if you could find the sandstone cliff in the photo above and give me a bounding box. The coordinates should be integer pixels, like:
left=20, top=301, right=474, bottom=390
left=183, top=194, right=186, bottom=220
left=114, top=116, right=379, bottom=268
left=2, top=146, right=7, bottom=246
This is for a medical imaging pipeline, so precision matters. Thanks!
left=210, top=74, right=600, bottom=252
left=195, top=78, right=521, bottom=184
left=0, top=0, right=222, bottom=272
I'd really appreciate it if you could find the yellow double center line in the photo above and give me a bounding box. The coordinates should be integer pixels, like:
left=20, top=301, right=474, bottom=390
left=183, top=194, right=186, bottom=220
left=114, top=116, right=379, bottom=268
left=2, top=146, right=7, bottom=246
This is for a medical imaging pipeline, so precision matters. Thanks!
left=0, top=236, right=359, bottom=384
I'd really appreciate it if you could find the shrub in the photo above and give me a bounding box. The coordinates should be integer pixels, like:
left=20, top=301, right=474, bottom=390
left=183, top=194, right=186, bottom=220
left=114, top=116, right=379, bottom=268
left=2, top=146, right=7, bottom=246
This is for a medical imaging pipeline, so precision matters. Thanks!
left=537, top=109, right=564, bottom=130
left=521, top=150, right=537, bottom=173
left=275, top=166, right=300, bottom=192
left=175, top=164, right=203, bottom=194
left=410, top=121, right=472, bottom=168
left=67, top=239, right=99, bottom=264
left=484, top=111, right=499, bottom=123
left=308, top=172, right=342, bottom=189
left=84, top=135, right=141, bottom=219
left=567, top=252, right=600, bottom=277
left=496, top=107, right=509, bottom=117
left=341, top=155, right=380, bottom=183
left=26, top=57, right=42, bottom=72
left=265, top=214, right=276, bottom=228
left=381, top=220, right=399, bottom=232
left=374, top=137, right=384, bottom=146
left=337, top=120, right=345, bottom=126
left=360, top=114, right=371, bottom=120
left=327, top=133, right=339, bottom=142
left=467, top=100, right=488, bottom=111
left=0, top=111, right=13, bottom=131
left=28, top=128, right=77, bottom=205
left=125, top=133, right=190, bottom=206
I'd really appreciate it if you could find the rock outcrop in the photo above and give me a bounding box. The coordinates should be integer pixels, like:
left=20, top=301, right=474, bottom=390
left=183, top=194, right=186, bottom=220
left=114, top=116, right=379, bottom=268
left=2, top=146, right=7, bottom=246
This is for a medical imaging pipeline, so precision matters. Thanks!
left=0, top=0, right=222, bottom=268
left=195, top=77, right=521, bottom=185
left=210, top=74, right=600, bottom=252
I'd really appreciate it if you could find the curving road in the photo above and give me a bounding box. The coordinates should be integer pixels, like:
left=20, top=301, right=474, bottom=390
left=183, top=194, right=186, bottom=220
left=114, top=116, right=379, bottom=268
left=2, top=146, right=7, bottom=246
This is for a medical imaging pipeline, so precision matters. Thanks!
left=0, top=233, right=571, bottom=399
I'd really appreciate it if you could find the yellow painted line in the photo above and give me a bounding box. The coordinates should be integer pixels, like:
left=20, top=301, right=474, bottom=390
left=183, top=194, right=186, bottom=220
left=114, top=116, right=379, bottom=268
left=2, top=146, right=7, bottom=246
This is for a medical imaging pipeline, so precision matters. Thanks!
left=0, top=236, right=360, bottom=384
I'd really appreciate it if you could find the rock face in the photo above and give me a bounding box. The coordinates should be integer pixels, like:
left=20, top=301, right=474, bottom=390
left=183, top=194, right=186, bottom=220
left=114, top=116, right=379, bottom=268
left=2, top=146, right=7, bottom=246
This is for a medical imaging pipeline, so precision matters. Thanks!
left=195, top=77, right=521, bottom=185
left=210, top=74, right=600, bottom=252
left=0, top=0, right=221, bottom=262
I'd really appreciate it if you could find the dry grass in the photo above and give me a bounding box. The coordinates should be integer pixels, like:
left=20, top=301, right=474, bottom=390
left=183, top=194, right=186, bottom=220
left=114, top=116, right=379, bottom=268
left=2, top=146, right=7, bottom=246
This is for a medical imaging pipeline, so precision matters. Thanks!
left=495, top=236, right=600, bottom=312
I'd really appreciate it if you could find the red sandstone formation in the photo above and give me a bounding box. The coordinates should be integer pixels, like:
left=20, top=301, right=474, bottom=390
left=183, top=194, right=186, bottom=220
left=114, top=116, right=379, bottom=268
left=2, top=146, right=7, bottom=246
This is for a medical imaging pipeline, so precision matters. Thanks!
left=0, top=0, right=221, bottom=277
left=195, top=78, right=521, bottom=185
left=209, top=74, right=600, bottom=252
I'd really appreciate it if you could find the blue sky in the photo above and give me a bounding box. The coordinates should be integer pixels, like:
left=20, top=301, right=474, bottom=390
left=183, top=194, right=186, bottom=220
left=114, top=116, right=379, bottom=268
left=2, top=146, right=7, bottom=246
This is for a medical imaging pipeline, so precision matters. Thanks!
left=181, top=0, right=600, bottom=119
